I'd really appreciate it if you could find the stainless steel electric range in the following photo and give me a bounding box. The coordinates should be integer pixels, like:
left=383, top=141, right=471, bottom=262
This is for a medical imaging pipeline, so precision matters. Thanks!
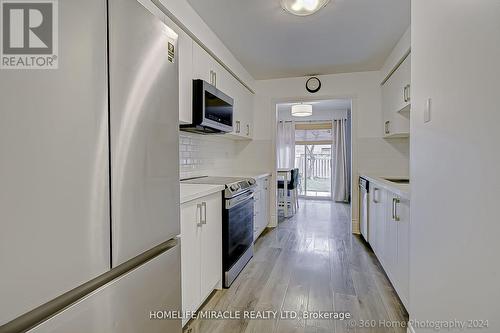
left=181, top=176, right=256, bottom=287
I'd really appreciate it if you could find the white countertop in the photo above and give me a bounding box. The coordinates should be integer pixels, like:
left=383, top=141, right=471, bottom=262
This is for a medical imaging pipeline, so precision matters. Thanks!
left=234, top=172, right=272, bottom=180
left=208, top=171, right=272, bottom=180
left=360, top=174, right=410, bottom=200
left=180, top=183, right=225, bottom=204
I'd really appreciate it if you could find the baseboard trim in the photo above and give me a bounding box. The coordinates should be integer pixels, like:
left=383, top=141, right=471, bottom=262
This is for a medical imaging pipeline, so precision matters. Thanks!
left=351, top=218, right=360, bottom=234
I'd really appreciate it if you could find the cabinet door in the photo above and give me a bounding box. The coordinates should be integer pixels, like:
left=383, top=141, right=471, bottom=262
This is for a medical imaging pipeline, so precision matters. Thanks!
left=242, top=89, right=254, bottom=138
left=396, top=197, right=410, bottom=308
left=383, top=193, right=398, bottom=282
left=230, top=77, right=244, bottom=137
left=369, top=187, right=386, bottom=259
left=382, top=76, right=394, bottom=137
left=192, top=43, right=212, bottom=83
left=200, top=193, right=222, bottom=299
left=375, top=189, right=387, bottom=261
left=368, top=187, right=378, bottom=247
left=180, top=201, right=202, bottom=318
left=382, top=54, right=411, bottom=137
left=394, top=54, right=411, bottom=112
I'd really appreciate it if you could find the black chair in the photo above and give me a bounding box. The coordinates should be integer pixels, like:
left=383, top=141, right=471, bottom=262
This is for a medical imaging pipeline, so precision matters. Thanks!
left=278, top=168, right=298, bottom=189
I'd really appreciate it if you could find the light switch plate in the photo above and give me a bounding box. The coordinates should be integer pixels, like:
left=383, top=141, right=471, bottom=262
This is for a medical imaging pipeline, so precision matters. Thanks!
left=424, top=98, right=431, bottom=123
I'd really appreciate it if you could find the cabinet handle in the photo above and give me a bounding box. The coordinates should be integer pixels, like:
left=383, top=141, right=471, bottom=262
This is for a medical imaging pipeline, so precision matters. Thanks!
left=214, top=72, right=217, bottom=87
left=246, top=124, right=250, bottom=136
left=197, top=203, right=203, bottom=226
left=392, top=198, right=400, bottom=221
left=372, top=188, right=379, bottom=203
left=403, top=84, right=411, bottom=103
left=385, top=121, right=390, bottom=134
left=209, top=70, right=213, bottom=85
left=236, top=121, right=241, bottom=133
left=201, top=202, right=207, bottom=224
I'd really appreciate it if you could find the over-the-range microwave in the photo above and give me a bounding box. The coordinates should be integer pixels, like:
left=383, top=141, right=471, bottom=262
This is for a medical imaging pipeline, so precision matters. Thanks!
left=180, top=79, right=234, bottom=134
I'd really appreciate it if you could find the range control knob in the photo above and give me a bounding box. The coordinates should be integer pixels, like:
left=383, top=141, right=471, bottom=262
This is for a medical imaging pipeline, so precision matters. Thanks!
left=230, top=184, right=239, bottom=191
left=248, top=179, right=256, bottom=186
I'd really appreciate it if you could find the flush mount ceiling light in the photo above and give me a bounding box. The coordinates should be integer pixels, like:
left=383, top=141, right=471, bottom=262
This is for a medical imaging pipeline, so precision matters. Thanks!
left=281, top=0, right=330, bottom=16
left=291, top=103, right=313, bottom=117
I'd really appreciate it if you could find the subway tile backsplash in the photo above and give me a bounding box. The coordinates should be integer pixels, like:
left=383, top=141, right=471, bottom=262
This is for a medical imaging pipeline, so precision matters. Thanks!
left=179, top=132, right=238, bottom=179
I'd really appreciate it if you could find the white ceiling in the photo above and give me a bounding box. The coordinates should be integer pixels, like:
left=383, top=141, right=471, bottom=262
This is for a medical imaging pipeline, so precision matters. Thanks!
left=186, top=0, right=410, bottom=80
left=277, top=99, right=351, bottom=121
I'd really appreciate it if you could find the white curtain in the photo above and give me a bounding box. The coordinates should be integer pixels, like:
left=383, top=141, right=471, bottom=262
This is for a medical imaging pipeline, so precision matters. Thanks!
left=333, top=119, right=350, bottom=202
left=277, top=121, right=295, bottom=169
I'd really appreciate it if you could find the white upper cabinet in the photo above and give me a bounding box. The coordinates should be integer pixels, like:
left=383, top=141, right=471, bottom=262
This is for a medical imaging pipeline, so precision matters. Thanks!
left=382, top=54, right=411, bottom=137
left=192, top=43, right=254, bottom=140
left=192, top=42, right=227, bottom=91
left=177, top=29, right=193, bottom=125
left=192, top=42, right=214, bottom=84
left=140, top=0, right=254, bottom=138
left=225, top=74, right=254, bottom=140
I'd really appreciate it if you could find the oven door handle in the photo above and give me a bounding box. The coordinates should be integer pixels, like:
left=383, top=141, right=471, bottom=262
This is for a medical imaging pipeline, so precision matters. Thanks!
left=226, top=192, right=254, bottom=209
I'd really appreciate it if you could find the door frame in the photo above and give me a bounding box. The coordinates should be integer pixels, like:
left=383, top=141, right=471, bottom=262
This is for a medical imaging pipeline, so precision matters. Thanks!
left=271, top=95, right=356, bottom=233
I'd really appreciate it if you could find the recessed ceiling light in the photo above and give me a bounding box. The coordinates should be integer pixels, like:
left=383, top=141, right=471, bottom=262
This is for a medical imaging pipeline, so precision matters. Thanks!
left=291, top=104, right=313, bottom=117
left=281, top=0, right=330, bottom=16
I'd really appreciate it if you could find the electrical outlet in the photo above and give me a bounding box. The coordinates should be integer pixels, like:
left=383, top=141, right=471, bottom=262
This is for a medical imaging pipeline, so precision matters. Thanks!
left=424, top=98, right=431, bottom=123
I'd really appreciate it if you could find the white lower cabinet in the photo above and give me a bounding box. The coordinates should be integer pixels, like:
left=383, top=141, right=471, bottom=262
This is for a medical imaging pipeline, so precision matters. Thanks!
left=368, top=186, right=387, bottom=265
left=180, top=192, right=222, bottom=326
left=368, top=186, right=410, bottom=309
left=395, top=196, right=410, bottom=308
left=253, top=176, right=270, bottom=241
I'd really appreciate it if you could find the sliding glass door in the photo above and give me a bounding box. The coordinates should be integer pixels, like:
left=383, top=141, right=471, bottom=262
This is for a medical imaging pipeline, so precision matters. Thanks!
left=294, top=122, right=334, bottom=198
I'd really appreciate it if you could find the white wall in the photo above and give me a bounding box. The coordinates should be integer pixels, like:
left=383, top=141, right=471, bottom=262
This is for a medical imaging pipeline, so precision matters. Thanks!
left=410, top=1, right=500, bottom=331
left=179, top=133, right=238, bottom=179
left=234, top=71, right=410, bottom=229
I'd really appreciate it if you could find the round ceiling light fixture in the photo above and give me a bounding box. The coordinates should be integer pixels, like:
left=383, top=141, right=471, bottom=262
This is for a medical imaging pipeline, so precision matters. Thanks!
left=291, top=103, right=313, bottom=117
left=281, top=0, right=330, bottom=16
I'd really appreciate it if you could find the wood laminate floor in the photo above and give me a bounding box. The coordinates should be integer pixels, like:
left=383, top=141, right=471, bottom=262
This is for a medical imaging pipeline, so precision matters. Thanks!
left=184, top=200, right=408, bottom=333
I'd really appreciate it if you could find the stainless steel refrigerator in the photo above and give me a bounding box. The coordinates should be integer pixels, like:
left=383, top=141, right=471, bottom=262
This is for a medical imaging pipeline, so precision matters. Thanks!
left=0, top=0, right=181, bottom=332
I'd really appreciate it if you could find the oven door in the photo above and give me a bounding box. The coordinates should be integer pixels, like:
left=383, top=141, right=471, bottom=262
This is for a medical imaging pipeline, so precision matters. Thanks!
left=223, top=191, right=254, bottom=277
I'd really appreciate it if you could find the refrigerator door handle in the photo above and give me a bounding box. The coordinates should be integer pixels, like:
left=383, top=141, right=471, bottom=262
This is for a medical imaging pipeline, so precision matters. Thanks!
left=0, top=239, right=179, bottom=333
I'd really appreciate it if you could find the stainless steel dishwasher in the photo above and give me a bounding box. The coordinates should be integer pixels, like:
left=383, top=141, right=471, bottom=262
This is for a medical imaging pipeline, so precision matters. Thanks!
left=359, top=177, right=370, bottom=241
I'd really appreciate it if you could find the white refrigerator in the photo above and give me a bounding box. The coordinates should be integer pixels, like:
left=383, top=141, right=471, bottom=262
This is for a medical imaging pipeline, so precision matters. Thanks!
left=0, top=0, right=181, bottom=332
